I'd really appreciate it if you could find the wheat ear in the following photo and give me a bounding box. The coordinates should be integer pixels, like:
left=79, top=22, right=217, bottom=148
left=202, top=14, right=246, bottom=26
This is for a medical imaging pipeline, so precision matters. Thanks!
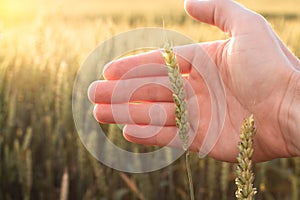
left=162, top=42, right=194, bottom=200
left=235, top=114, right=257, bottom=200
left=162, top=42, right=189, bottom=150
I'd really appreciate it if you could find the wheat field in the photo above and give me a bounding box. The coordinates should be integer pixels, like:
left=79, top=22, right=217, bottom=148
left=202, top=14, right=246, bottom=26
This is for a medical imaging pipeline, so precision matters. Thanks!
left=0, top=0, right=300, bottom=199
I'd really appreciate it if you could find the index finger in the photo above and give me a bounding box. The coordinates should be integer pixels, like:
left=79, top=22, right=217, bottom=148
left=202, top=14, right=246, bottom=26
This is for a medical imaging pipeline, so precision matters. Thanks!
left=103, top=45, right=195, bottom=80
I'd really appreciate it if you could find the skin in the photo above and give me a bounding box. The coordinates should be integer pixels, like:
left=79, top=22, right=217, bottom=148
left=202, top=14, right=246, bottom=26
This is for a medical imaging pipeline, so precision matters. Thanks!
left=88, top=0, right=300, bottom=162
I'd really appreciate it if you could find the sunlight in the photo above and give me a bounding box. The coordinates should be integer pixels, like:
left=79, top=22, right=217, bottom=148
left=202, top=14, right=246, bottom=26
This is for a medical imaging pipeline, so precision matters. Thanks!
left=0, top=0, right=39, bottom=24
left=2, top=0, right=26, bottom=16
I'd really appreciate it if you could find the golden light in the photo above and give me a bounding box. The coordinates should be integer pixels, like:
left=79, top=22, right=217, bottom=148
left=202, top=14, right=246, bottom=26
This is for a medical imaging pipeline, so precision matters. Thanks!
left=0, top=0, right=39, bottom=25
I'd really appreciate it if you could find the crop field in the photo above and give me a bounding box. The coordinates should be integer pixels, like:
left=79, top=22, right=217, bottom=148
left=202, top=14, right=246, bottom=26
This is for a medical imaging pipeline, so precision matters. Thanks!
left=0, top=0, right=300, bottom=199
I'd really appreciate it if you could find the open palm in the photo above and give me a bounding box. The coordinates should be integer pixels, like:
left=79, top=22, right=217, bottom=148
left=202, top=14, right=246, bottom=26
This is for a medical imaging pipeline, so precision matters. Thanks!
left=88, top=0, right=300, bottom=162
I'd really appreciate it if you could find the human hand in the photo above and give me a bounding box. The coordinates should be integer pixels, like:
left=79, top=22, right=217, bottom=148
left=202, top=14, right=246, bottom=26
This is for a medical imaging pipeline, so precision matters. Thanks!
left=88, top=0, right=300, bottom=162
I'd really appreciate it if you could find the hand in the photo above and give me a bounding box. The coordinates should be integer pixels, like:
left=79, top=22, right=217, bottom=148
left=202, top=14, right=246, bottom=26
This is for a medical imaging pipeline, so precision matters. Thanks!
left=88, top=0, right=300, bottom=162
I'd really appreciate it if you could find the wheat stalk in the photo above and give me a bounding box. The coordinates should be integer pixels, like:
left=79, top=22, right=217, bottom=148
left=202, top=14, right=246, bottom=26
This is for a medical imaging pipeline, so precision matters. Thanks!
left=60, top=168, right=69, bottom=200
left=221, top=162, right=230, bottom=200
left=235, top=114, right=257, bottom=200
left=162, top=42, right=194, bottom=200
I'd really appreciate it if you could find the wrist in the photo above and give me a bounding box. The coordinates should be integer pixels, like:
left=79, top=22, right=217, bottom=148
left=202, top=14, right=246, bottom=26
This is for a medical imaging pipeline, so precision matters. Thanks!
left=279, top=71, right=300, bottom=157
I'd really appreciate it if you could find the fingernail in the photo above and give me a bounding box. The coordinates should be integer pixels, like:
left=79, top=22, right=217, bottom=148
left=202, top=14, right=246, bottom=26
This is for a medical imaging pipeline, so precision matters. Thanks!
left=87, top=81, right=98, bottom=103
left=102, top=60, right=114, bottom=79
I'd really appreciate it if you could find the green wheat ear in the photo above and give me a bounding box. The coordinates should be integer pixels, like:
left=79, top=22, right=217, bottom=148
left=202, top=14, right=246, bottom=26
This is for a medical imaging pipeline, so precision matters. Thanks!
left=235, top=114, right=257, bottom=200
left=162, top=42, right=194, bottom=200
left=162, top=42, right=189, bottom=150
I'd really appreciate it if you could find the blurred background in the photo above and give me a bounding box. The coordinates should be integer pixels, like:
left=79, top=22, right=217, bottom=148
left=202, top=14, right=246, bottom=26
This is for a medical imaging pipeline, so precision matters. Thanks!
left=0, top=0, right=299, bottom=199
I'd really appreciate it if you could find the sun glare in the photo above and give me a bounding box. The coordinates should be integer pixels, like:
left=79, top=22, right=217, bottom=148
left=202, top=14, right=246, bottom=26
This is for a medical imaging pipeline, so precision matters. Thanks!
left=0, top=0, right=38, bottom=23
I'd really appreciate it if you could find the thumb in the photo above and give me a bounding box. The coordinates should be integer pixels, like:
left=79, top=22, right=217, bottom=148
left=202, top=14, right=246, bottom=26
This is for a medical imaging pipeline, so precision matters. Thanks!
left=184, top=0, right=259, bottom=36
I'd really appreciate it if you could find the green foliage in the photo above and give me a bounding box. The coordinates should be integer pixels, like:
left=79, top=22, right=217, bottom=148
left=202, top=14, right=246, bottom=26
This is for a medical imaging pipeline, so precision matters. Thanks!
left=0, top=4, right=300, bottom=200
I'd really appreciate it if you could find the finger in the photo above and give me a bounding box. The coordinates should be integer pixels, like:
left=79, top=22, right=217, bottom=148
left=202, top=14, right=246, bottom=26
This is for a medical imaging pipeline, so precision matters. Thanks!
left=88, top=76, right=197, bottom=104
left=103, top=42, right=226, bottom=81
left=103, top=45, right=196, bottom=80
left=93, top=102, right=176, bottom=126
left=184, top=0, right=264, bottom=36
left=123, top=125, right=179, bottom=148
left=93, top=94, right=202, bottom=126
left=88, top=77, right=173, bottom=104
left=123, top=125, right=198, bottom=151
